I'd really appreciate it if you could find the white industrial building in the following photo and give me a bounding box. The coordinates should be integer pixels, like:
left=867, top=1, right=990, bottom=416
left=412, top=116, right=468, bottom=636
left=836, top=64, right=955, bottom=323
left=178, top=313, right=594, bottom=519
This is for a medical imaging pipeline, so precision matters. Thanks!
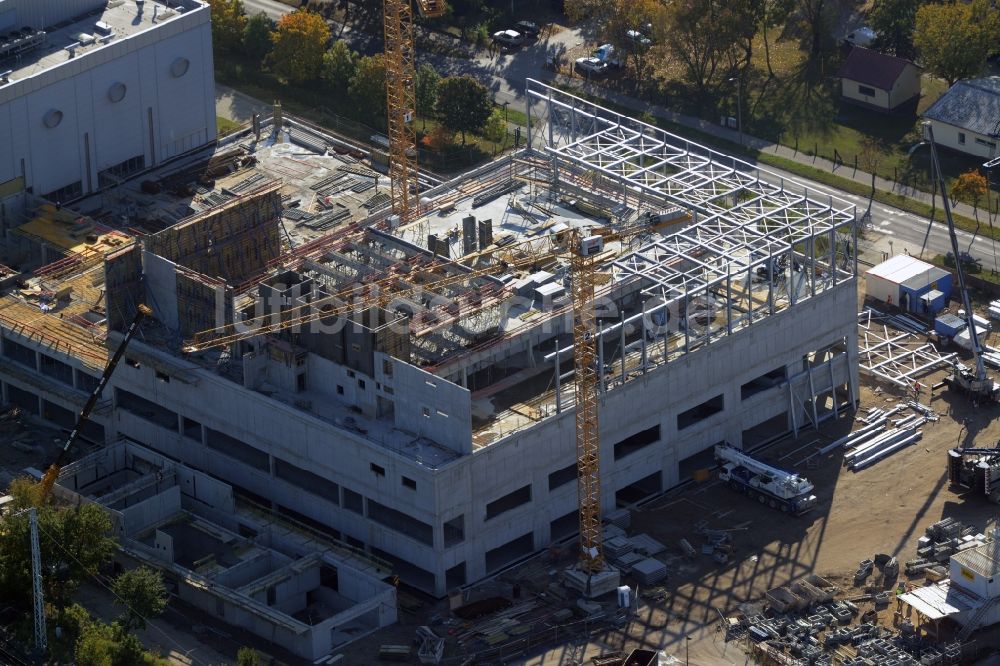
left=0, top=80, right=860, bottom=621
left=0, top=0, right=215, bottom=206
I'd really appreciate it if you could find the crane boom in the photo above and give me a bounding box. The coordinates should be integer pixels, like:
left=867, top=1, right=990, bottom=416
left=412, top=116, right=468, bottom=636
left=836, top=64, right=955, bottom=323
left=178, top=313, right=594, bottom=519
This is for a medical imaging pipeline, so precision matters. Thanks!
left=39, top=304, right=151, bottom=499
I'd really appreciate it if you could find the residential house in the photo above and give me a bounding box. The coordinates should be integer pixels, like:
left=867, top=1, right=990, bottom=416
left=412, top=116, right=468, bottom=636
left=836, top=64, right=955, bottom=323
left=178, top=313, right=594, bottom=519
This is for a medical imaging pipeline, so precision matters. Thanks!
left=922, top=77, right=1000, bottom=158
left=836, top=47, right=922, bottom=112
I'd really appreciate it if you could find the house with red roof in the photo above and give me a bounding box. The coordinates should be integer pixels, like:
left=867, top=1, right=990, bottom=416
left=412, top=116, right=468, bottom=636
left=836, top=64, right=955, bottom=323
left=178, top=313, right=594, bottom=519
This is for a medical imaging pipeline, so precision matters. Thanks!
left=836, top=47, right=922, bottom=113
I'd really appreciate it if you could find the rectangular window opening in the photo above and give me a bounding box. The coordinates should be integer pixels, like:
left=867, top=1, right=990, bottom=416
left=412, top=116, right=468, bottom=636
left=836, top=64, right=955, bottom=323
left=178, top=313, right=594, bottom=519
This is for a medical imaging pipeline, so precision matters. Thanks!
left=444, top=514, right=465, bottom=547
left=677, top=394, right=724, bottom=430
left=613, top=425, right=661, bottom=460
left=155, top=370, right=170, bottom=383
left=548, top=463, right=577, bottom=491
left=370, top=463, right=385, bottom=476
left=741, top=366, right=786, bottom=400
left=486, top=484, right=531, bottom=521
left=402, top=476, right=416, bottom=490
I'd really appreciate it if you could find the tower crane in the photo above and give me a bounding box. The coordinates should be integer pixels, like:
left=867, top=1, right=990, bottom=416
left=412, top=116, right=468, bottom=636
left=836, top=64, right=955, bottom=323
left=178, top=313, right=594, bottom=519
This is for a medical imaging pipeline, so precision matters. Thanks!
left=184, top=227, right=620, bottom=593
left=383, top=0, right=445, bottom=224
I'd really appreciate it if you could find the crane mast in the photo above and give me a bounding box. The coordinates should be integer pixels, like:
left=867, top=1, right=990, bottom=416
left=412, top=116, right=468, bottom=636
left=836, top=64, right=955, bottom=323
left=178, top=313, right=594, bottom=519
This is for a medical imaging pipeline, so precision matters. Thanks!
left=383, top=0, right=444, bottom=224
left=571, top=240, right=604, bottom=572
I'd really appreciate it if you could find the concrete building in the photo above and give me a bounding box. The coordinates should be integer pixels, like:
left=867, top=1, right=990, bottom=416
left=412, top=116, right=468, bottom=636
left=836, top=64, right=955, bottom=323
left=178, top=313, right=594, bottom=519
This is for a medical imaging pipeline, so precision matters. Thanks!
left=837, top=47, right=922, bottom=113
left=0, top=80, right=860, bottom=621
left=52, top=440, right=397, bottom=661
left=0, top=0, right=215, bottom=206
left=923, top=77, right=1000, bottom=159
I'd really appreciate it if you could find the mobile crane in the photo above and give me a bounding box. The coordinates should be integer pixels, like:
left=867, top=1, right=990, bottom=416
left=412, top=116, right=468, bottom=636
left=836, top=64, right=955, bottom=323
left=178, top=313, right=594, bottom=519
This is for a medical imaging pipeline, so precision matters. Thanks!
left=923, top=122, right=1000, bottom=402
left=715, top=444, right=817, bottom=514
left=39, top=304, right=151, bottom=499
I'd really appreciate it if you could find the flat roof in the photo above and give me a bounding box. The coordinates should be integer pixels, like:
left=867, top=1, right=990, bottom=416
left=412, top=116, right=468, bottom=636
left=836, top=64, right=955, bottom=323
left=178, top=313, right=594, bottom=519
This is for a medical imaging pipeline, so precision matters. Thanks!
left=0, top=0, right=201, bottom=85
left=899, top=579, right=982, bottom=621
left=866, top=254, right=948, bottom=289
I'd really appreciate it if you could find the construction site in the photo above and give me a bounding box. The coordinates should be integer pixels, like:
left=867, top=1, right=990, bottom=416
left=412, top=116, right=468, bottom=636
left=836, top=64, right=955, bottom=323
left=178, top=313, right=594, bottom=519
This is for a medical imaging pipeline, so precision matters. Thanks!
left=0, top=74, right=873, bottom=659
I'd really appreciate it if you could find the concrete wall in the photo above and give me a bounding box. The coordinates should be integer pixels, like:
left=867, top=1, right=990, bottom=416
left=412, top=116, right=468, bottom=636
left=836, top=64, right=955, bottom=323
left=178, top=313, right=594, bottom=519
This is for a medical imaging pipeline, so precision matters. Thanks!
left=143, top=250, right=180, bottom=331
left=0, top=3, right=215, bottom=198
left=388, top=355, right=472, bottom=454
left=122, top=485, right=181, bottom=534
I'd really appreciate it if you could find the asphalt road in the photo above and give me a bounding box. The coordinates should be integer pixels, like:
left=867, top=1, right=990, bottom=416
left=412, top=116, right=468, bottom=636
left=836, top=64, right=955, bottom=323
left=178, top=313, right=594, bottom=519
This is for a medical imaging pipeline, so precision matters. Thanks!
left=241, top=0, right=292, bottom=21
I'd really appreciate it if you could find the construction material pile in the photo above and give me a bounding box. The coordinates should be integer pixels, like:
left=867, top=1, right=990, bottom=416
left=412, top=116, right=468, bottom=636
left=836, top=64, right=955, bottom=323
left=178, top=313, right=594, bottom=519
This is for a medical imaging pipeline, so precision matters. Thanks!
left=904, top=518, right=985, bottom=580
left=830, top=403, right=936, bottom=471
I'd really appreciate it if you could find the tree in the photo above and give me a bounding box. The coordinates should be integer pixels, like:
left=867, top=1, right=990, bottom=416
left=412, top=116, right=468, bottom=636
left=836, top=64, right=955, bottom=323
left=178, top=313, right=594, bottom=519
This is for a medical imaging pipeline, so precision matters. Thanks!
left=415, top=64, right=441, bottom=130
left=602, top=0, right=671, bottom=89
left=0, top=478, right=115, bottom=611
left=869, top=0, right=918, bottom=58
left=243, top=12, right=275, bottom=66
left=760, top=0, right=794, bottom=77
left=665, top=0, right=745, bottom=99
left=349, top=54, right=388, bottom=124
left=322, top=41, right=358, bottom=92
left=75, top=622, right=115, bottom=666
left=208, top=0, right=248, bottom=52
left=914, top=0, right=998, bottom=85
left=858, top=137, right=885, bottom=204
left=436, top=76, right=493, bottom=144
left=482, top=109, right=508, bottom=151
left=796, top=0, right=835, bottom=56
left=269, top=11, right=331, bottom=83
left=112, top=566, right=168, bottom=632
left=952, top=169, right=989, bottom=220
left=237, top=647, right=262, bottom=666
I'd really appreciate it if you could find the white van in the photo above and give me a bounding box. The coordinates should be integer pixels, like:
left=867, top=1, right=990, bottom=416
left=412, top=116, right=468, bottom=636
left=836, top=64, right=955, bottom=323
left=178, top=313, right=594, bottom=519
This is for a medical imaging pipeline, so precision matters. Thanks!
left=845, top=27, right=876, bottom=47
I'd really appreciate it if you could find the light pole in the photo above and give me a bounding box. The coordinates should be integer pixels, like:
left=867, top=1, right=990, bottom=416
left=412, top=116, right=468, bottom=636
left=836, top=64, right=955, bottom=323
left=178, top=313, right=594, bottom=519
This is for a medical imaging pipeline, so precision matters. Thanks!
left=502, top=100, right=509, bottom=124
left=727, top=76, right=743, bottom=146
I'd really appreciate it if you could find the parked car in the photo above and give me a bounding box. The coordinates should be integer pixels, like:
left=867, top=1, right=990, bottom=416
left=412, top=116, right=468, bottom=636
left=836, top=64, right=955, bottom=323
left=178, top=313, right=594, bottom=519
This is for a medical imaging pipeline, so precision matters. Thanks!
left=844, top=26, right=876, bottom=47
left=492, top=29, right=524, bottom=48
left=575, top=56, right=608, bottom=76
left=626, top=29, right=652, bottom=47
left=515, top=20, right=540, bottom=38
left=593, top=43, right=622, bottom=67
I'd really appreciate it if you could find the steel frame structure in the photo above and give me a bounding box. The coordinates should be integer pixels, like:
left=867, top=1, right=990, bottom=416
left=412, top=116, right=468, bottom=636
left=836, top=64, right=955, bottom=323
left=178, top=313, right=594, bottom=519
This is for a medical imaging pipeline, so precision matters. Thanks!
left=523, top=80, right=857, bottom=346
left=858, top=312, right=957, bottom=389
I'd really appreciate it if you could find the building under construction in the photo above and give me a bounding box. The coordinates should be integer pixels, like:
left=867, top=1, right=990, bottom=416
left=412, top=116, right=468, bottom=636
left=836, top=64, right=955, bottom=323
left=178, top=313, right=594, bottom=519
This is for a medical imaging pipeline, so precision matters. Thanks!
left=0, top=80, right=860, bottom=622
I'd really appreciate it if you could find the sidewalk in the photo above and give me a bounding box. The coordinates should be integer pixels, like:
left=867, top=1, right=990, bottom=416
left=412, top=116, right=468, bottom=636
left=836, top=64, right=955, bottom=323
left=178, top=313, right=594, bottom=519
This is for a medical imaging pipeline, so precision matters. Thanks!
left=545, top=71, right=987, bottom=224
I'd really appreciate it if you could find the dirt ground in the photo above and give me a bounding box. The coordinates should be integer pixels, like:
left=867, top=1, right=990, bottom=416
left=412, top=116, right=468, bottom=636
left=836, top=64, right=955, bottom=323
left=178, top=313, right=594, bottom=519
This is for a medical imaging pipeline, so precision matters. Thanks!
left=516, top=374, right=1000, bottom=665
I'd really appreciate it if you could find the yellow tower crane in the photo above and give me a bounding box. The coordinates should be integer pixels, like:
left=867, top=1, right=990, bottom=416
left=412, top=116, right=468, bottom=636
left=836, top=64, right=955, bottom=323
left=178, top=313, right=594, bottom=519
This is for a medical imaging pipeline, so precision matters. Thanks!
left=382, top=0, right=445, bottom=224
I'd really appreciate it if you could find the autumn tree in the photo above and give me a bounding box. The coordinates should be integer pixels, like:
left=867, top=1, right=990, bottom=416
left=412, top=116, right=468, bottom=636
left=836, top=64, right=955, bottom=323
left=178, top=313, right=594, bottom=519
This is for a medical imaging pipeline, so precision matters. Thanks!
left=858, top=137, right=885, bottom=204
left=915, top=0, right=999, bottom=85
left=869, top=0, right=918, bottom=59
left=269, top=11, right=331, bottom=83
left=237, top=647, right=262, bottom=666
left=415, top=64, right=441, bottom=130
left=208, top=0, right=247, bottom=52
left=952, top=169, right=989, bottom=220
left=242, top=12, right=275, bottom=66
left=601, top=0, right=670, bottom=87
left=349, top=54, right=388, bottom=124
left=436, top=76, right=493, bottom=144
left=322, top=40, right=358, bottom=92
left=482, top=109, right=508, bottom=152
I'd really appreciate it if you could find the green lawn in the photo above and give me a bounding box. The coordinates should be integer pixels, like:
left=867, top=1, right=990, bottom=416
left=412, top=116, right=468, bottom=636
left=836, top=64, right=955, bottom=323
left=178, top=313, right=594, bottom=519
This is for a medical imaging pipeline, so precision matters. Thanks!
left=216, top=116, right=243, bottom=138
